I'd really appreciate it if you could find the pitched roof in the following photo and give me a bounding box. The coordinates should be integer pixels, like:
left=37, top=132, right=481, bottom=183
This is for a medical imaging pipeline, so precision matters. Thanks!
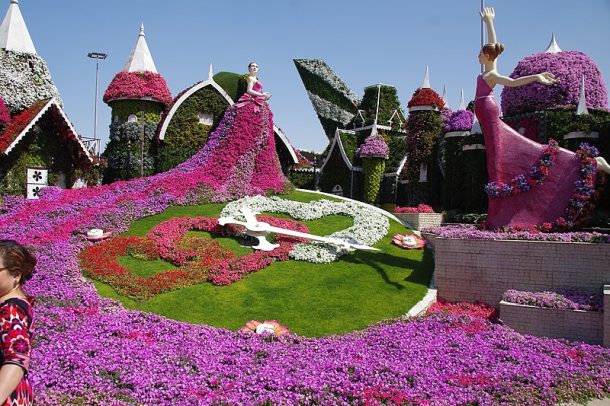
left=124, top=23, right=157, bottom=73
left=0, top=0, right=36, bottom=54
left=0, top=98, right=93, bottom=162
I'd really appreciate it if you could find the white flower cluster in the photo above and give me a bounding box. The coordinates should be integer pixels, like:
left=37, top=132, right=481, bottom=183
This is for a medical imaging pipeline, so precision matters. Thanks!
left=295, top=59, right=359, bottom=103
left=221, top=195, right=389, bottom=263
left=307, top=91, right=355, bottom=126
left=0, top=50, right=63, bottom=112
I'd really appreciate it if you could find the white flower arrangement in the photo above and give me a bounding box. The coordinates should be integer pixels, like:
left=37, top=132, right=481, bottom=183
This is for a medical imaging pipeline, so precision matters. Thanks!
left=0, top=50, right=63, bottom=112
left=307, top=91, right=355, bottom=126
left=294, top=59, right=359, bottom=103
left=221, top=195, right=389, bottom=263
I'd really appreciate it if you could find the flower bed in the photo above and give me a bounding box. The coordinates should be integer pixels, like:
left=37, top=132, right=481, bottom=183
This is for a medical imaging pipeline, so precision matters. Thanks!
left=503, top=289, right=603, bottom=311
left=221, top=195, right=389, bottom=263
left=394, top=206, right=441, bottom=231
left=103, top=71, right=172, bottom=105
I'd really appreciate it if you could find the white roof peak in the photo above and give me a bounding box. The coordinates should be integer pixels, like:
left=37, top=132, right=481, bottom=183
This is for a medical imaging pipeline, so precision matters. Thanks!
left=576, top=75, right=589, bottom=115
left=422, top=66, right=430, bottom=89
left=441, top=84, right=449, bottom=108
left=545, top=33, right=562, bottom=53
left=458, top=89, right=466, bottom=110
left=208, top=63, right=213, bottom=80
left=0, top=0, right=37, bottom=54
left=123, top=22, right=158, bottom=73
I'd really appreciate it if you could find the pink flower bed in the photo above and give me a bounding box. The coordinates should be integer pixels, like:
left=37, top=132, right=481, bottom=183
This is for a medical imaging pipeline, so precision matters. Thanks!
left=103, top=71, right=173, bottom=105
left=395, top=204, right=435, bottom=213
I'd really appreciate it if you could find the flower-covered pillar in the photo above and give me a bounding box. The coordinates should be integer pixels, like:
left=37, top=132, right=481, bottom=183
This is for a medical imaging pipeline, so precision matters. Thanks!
left=102, top=24, right=172, bottom=183
left=403, top=72, right=444, bottom=206
left=357, top=134, right=389, bottom=204
left=442, top=99, right=474, bottom=210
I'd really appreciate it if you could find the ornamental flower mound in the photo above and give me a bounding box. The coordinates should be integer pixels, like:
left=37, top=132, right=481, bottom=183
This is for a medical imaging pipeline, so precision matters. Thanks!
left=407, top=87, right=445, bottom=110
left=395, top=204, right=434, bottom=213
left=443, top=109, right=474, bottom=132
left=103, top=71, right=173, bottom=105
left=501, top=51, right=609, bottom=116
left=503, top=289, right=603, bottom=312
left=357, top=135, right=389, bottom=159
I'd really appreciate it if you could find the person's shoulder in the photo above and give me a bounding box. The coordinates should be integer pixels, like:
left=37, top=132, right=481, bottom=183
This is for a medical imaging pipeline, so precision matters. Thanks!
left=0, top=297, right=32, bottom=315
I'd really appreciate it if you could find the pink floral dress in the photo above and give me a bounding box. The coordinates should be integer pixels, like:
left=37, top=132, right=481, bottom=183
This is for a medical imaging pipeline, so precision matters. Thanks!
left=0, top=298, right=33, bottom=406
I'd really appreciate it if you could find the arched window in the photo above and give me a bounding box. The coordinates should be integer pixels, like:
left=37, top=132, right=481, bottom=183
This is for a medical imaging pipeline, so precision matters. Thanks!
left=198, top=112, right=214, bottom=125
left=331, top=184, right=343, bottom=196
left=128, top=114, right=138, bottom=123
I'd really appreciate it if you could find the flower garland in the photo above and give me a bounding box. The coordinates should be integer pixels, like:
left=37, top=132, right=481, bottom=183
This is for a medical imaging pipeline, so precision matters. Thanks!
left=80, top=215, right=309, bottom=298
left=221, top=195, right=390, bottom=263
left=484, top=139, right=559, bottom=198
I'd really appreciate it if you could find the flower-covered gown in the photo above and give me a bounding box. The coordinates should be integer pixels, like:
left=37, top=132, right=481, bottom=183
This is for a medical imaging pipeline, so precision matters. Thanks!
left=194, top=81, right=289, bottom=201
left=474, top=75, right=596, bottom=229
left=0, top=298, right=33, bottom=406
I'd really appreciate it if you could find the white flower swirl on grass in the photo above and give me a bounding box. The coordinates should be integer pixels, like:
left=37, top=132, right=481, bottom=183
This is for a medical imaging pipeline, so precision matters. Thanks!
left=221, top=196, right=389, bottom=263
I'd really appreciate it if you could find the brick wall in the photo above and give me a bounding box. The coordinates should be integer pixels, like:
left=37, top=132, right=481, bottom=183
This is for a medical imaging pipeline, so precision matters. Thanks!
left=395, top=213, right=442, bottom=231
left=434, top=238, right=610, bottom=306
left=500, top=301, right=603, bottom=345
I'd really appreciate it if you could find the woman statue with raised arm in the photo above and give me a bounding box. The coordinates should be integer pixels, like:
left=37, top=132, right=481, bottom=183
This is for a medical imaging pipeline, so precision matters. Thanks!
left=475, top=7, right=610, bottom=229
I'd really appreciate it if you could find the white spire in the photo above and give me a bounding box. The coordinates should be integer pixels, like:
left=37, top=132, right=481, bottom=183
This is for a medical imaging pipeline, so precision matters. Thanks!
left=208, top=63, right=213, bottom=80
left=544, top=33, right=562, bottom=53
left=458, top=89, right=466, bottom=110
left=576, top=75, right=589, bottom=115
left=422, top=66, right=430, bottom=88
left=0, top=0, right=37, bottom=54
left=441, top=85, right=449, bottom=108
left=123, top=22, right=158, bottom=73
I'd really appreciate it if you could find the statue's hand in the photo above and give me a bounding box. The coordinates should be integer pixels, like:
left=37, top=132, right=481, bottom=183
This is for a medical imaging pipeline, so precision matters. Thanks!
left=480, top=6, right=495, bottom=23
left=264, top=92, right=272, bottom=100
left=537, top=72, right=559, bottom=85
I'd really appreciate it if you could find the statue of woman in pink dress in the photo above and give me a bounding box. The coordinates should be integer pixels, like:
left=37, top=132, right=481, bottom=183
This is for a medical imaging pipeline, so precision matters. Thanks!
left=475, top=7, right=610, bottom=229
left=193, top=62, right=290, bottom=201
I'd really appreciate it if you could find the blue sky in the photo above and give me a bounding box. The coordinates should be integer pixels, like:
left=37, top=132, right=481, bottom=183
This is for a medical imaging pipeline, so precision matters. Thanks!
left=14, top=0, right=610, bottom=152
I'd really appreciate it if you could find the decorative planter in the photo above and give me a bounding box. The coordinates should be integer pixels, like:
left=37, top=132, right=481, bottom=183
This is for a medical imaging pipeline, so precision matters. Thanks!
left=499, top=300, right=603, bottom=345
left=408, top=105, right=435, bottom=112
left=394, top=212, right=442, bottom=230
left=563, top=131, right=600, bottom=140
left=444, top=130, right=470, bottom=138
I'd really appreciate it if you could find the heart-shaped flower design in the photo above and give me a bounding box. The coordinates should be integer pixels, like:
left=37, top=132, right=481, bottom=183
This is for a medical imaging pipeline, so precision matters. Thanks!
left=79, top=216, right=308, bottom=299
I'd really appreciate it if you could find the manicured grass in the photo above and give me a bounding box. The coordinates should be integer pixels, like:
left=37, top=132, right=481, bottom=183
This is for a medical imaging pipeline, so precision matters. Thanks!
left=91, top=190, right=433, bottom=337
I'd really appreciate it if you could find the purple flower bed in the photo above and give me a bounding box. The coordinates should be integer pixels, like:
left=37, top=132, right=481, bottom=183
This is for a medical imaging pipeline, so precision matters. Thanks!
left=501, top=51, right=608, bottom=116
left=1, top=146, right=609, bottom=403
left=503, top=289, right=603, bottom=312
left=357, top=135, right=389, bottom=159
left=443, top=110, right=474, bottom=132
left=425, top=224, right=610, bottom=243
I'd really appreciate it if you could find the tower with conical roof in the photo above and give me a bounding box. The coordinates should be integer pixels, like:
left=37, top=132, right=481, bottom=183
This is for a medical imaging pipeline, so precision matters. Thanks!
left=102, top=23, right=172, bottom=182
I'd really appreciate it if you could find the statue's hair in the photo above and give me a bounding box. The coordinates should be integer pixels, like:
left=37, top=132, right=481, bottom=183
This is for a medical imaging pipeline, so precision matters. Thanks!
left=482, top=43, right=505, bottom=61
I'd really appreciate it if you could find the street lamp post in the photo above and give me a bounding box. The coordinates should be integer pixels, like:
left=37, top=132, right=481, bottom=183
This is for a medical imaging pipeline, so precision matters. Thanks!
left=87, top=52, right=108, bottom=155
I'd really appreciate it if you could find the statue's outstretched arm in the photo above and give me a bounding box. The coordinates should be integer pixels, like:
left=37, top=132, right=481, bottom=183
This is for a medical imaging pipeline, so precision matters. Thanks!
left=480, top=7, right=497, bottom=44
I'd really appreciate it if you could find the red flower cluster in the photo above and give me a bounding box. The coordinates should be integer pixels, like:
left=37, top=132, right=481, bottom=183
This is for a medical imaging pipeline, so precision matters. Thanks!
left=426, top=298, right=498, bottom=321
left=0, top=100, right=47, bottom=154
left=407, top=88, right=445, bottom=110
left=103, top=71, right=173, bottom=105
left=79, top=216, right=309, bottom=299
left=394, top=204, right=434, bottom=213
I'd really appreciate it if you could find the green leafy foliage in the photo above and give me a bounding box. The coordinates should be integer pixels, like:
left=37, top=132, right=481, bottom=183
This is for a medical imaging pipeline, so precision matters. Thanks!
left=357, top=85, right=404, bottom=131
left=156, top=86, right=230, bottom=173
left=102, top=122, right=157, bottom=183
left=363, top=158, right=385, bottom=204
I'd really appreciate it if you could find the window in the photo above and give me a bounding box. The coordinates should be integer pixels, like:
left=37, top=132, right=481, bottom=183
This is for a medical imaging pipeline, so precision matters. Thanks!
left=331, top=184, right=343, bottom=196
left=128, top=114, right=138, bottom=123
left=198, top=112, right=214, bottom=125
left=418, top=163, right=428, bottom=182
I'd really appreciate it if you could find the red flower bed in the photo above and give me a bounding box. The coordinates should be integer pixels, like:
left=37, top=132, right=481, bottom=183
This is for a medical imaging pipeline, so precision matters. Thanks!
left=80, top=216, right=309, bottom=298
left=103, top=71, right=172, bottom=105
left=426, top=298, right=498, bottom=321
left=407, top=88, right=445, bottom=110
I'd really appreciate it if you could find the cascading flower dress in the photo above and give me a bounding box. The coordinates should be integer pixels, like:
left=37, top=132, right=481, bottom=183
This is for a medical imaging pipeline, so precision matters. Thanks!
left=193, top=81, right=290, bottom=201
left=474, top=75, right=598, bottom=229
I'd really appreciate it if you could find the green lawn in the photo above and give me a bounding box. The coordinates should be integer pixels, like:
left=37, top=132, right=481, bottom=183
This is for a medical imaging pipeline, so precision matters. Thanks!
left=90, top=190, right=433, bottom=337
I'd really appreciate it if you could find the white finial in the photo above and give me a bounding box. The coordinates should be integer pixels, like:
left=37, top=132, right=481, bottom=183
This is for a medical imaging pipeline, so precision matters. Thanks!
left=458, top=89, right=466, bottom=111
left=441, top=85, right=448, bottom=107
left=422, top=66, right=430, bottom=89
left=123, top=22, right=158, bottom=73
left=545, top=33, right=562, bottom=53
left=576, top=75, right=589, bottom=115
left=208, top=63, right=214, bottom=80
left=0, top=0, right=37, bottom=54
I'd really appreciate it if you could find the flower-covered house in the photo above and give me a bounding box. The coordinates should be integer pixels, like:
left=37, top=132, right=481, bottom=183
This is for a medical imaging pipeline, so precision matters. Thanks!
left=0, top=0, right=94, bottom=197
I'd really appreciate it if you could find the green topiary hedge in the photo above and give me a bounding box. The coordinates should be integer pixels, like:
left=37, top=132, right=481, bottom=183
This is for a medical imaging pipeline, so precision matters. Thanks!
left=363, top=158, right=385, bottom=204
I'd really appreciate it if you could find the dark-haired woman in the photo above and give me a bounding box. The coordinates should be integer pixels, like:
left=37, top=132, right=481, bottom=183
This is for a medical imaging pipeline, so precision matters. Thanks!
left=475, top=7, right=610, bottom=229
left=0, top=240, right=35, bottom=406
